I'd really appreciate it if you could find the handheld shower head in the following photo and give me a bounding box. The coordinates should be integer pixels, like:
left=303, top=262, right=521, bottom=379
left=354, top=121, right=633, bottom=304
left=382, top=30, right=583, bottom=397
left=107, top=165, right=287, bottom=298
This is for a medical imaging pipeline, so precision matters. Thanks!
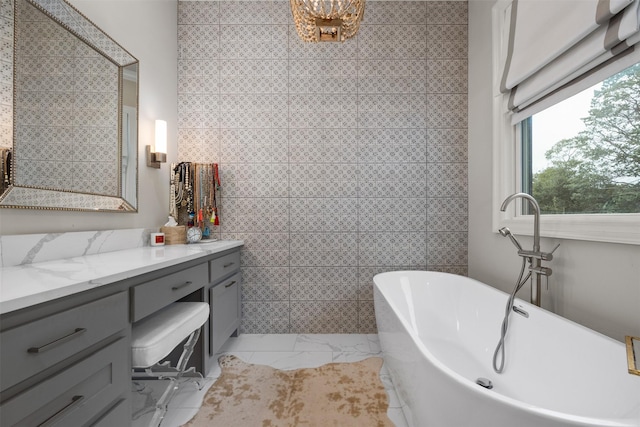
left=498, top=227, right=523, bottom=251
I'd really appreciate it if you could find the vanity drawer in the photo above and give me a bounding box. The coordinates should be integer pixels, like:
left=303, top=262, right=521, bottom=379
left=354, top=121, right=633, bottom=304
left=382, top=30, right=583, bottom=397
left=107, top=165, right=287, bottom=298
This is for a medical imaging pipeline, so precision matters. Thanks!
left=132, top=262, right=208, bottom=322
left=0, top=291, right=128, bottom=391
left=209, top=250, right=241, bottom=284
left=0, top=337, right=129, bottom=427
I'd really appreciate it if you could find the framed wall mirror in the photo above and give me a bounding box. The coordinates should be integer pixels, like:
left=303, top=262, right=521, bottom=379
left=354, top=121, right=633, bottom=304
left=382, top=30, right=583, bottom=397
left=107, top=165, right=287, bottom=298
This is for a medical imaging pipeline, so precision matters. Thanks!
left=0, top=0, right=139, bottom=212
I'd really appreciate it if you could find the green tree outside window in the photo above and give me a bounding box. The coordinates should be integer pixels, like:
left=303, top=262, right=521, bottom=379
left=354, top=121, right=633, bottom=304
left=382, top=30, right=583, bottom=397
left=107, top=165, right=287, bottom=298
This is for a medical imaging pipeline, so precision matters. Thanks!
left=532, top=63, right=640, bottom=214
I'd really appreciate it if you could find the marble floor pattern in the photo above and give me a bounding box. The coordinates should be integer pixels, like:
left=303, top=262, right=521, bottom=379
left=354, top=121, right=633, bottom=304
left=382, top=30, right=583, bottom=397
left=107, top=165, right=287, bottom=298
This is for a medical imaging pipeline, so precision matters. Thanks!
left=131, top=334, right=409, bottom=427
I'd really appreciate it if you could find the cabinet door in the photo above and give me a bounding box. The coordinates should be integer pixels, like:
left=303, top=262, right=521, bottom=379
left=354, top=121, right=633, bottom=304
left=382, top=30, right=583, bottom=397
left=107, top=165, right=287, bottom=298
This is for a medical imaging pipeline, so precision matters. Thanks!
left=209, top=272, right=241, bottom=355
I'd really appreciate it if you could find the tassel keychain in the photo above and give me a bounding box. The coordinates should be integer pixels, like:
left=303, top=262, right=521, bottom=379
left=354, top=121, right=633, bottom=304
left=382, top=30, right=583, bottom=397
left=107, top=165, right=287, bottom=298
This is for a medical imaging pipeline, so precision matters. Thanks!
left=211, top=191, right=220, bottom=226
left=213, top=163, right=221, bottom=189
left=210, top=208, right=218, bottom=225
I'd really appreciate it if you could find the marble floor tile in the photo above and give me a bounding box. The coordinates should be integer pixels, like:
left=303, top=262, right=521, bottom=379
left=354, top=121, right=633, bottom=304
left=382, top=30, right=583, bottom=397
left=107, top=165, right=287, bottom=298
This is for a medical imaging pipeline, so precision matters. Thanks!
left=205, top=351, right=254, bottom=378
left=158, top=407, right=201, bottom=427
left=367, top=333, right=383, bottom=353
left=217, top=333, right=298, bottom=352
left=168, top=379, right=215, bottom=409
left=131, top=378, right=213, bottom=427
left=331, top=350, right=377, bottom=363
left=293, top=333, right=372, bottom=352
left=380, top=373, right=404, bottom=408
left=132, top=334, right=408, bottom=427
left=248, top=350, right=333, bottom=369
left=388, top=407, right=411, bottom=427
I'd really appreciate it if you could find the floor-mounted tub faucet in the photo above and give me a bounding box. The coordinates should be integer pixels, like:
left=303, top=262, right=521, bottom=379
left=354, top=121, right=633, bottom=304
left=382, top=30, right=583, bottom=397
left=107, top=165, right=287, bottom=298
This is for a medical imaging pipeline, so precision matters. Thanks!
left=499, top=193, right=558, bottom=307
left=493, top=193, right=559, bottom=373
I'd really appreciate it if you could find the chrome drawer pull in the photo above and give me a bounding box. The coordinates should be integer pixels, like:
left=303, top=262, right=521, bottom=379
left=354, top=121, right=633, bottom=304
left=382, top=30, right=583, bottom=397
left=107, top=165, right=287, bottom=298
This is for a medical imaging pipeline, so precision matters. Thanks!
left=171, top=281, right=193, bottom=291
left=28, top=328, right=87, bottom=354
left=224, top=280, right=237, bottom=288
left=38, top=395, right=84, bottom=427
left=223, top=262, right=235, bottom=268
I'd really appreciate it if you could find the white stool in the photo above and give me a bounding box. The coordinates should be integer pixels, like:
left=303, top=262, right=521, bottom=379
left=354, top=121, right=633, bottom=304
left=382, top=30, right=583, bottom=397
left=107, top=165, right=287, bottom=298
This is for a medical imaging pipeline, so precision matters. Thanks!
left=131, top=302, right=209, bottom=426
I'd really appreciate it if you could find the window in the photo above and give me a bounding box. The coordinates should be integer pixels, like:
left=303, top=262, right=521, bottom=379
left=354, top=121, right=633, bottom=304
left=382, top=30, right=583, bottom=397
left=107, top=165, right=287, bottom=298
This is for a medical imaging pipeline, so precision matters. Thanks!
left=521, top=62, right=640, bottom=215
left=492, top=1, right=640, bottom=245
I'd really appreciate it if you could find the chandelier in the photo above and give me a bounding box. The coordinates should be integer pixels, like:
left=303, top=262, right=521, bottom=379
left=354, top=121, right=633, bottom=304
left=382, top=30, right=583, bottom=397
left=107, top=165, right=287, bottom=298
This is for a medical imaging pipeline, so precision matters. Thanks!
left=290, top=0, right=365, bottom=43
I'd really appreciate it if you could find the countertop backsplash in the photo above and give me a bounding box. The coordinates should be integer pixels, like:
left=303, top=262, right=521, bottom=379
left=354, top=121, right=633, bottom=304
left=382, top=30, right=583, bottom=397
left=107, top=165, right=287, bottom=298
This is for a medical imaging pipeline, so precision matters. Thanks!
left=0, top=228, right=154, bottom=267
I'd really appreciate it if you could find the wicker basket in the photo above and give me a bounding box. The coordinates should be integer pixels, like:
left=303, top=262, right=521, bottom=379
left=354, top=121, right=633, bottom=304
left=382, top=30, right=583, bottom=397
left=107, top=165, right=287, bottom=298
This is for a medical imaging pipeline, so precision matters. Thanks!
left=160, top=225, right=186, bottom=245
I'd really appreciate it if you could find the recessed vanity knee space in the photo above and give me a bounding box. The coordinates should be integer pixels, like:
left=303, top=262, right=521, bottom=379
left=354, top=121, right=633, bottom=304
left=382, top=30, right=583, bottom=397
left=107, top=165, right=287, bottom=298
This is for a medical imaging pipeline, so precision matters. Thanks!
left=0, top=235, right=243, bottom=427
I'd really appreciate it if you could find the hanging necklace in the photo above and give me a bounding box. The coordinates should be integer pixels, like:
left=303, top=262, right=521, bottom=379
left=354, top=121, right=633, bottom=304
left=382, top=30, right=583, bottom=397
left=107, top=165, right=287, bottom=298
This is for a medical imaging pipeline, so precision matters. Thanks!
left=169, top=163, right=178, bottom=220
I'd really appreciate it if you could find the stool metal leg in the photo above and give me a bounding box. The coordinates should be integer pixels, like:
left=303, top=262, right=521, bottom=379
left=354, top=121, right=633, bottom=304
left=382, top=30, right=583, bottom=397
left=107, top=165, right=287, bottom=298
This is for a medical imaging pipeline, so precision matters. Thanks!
left=147, top=328, right=203, bottom=427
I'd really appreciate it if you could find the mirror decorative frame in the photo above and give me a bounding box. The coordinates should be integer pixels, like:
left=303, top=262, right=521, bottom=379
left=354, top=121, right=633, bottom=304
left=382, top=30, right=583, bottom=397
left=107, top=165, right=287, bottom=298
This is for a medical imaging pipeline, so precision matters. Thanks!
left=0, top=0, right=139, bottom=212
left=628, top=336, right=640, bottom=376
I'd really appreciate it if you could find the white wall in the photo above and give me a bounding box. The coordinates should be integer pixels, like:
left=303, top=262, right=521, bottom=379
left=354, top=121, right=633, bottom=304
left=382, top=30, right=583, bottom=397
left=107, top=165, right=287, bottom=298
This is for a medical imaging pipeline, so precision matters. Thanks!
left=0, top=0, right=178, bottom=235
left=468, top=0, right=640, bottom=341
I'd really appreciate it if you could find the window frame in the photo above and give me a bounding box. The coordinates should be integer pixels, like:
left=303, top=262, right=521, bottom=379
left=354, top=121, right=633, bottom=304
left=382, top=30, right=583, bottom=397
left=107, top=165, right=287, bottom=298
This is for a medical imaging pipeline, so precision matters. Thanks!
left=491, top=0, right=640, bottom=246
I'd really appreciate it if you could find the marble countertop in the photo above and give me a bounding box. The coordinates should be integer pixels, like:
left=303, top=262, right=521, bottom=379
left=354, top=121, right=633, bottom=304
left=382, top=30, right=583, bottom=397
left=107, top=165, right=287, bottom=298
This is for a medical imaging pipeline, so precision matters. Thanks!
left=0, top=240, right=243, bottom=315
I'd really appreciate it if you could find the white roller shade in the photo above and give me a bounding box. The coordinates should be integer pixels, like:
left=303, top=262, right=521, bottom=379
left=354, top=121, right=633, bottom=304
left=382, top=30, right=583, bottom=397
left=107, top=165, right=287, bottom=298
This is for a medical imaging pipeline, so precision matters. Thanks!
left=501, top=0, right=640, bottom=121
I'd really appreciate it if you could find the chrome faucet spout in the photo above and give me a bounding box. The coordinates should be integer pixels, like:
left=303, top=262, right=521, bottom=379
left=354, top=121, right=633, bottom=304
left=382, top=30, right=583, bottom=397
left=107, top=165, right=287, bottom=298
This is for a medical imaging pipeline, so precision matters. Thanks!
left=500, top=193, right=541, bottom=252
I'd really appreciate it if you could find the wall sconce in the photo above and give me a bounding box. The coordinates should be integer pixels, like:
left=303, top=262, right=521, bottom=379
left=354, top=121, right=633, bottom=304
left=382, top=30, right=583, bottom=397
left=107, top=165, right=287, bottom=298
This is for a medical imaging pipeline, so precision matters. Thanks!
left=146, top=120, right=167, bottom=168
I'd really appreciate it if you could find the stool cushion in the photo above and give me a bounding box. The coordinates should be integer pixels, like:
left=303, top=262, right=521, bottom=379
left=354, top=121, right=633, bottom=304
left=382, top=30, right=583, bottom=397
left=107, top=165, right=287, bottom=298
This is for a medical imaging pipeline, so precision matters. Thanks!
left=132, top=302, right=209, bottom=368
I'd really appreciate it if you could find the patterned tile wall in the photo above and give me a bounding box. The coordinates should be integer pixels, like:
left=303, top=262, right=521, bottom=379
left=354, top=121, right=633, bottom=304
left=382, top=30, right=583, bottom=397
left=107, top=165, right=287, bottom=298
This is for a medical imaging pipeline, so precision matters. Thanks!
left=13, top=0, right=119, bottom=196
left=177, top=0, right=468, bottom=334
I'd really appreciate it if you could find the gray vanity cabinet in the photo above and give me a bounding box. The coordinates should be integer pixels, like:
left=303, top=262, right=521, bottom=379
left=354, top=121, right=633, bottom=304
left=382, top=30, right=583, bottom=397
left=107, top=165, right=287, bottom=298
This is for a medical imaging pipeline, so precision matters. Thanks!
left=0, top=291, right=130, bottom=427
left=0, top=244, right=243, bottom=426
left=206, top=250, right=242, bottom=368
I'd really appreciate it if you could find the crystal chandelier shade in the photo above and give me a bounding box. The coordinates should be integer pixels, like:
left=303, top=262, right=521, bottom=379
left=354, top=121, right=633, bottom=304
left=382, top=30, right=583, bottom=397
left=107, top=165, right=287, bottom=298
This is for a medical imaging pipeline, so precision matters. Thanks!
left=290, top=0, right=365, bottom=42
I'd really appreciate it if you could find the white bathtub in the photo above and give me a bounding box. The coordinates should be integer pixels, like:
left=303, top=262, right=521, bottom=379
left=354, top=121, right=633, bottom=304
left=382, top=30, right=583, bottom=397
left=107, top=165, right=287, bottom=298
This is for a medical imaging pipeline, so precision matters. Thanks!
left=373, top=271, right=640, bottom=427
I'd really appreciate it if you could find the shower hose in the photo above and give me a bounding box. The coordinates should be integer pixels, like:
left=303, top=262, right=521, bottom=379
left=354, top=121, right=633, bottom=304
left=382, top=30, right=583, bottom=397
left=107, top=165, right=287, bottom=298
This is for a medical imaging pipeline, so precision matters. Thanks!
left=492, top=256, right=531, bottom=374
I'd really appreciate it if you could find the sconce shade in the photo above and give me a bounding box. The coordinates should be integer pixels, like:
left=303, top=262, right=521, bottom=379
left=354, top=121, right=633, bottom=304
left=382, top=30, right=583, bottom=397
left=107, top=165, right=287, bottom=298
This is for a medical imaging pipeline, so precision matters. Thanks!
left=155, top=120, right=167, bottom=154
left=147, top=120, right=167, bottom=168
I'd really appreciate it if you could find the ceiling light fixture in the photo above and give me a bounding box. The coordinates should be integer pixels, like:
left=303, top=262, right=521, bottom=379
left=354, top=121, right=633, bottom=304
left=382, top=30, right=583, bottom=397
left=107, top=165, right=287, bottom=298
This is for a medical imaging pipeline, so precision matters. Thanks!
left=290, top=0, right=365, bottom=43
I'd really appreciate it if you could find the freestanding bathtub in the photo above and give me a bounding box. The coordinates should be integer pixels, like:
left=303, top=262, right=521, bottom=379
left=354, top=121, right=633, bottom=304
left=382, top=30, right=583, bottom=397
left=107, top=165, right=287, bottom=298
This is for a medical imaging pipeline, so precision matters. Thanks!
left=373, top=271, right=640, bottom=427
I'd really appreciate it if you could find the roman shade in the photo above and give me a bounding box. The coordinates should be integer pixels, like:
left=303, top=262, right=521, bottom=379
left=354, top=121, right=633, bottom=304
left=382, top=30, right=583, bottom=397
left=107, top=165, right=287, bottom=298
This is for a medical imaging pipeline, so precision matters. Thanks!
left=501, top=0, right=640, bottom=123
